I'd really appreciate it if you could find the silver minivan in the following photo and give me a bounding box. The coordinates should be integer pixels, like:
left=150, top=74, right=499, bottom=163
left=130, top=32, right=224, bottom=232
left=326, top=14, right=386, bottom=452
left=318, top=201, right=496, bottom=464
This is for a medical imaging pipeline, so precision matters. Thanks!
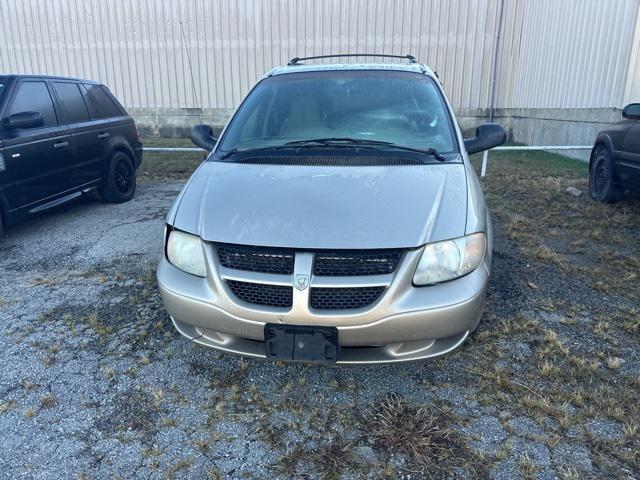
left=157, top=55, right=506, bottom=364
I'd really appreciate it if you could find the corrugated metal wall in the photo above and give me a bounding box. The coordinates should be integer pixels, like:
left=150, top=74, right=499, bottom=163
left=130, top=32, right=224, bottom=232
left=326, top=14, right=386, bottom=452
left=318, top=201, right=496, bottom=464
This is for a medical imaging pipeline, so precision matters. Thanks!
left=495, top=0, right=640, bottom=108
left=0, top=0, right=639, bottom=110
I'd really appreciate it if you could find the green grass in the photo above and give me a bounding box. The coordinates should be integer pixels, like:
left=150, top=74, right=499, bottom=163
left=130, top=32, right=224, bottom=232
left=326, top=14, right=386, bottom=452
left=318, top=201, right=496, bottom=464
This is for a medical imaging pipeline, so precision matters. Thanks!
left=139, top=137, right=206, bottom=179
left=470, top=148, right=589, bottom=179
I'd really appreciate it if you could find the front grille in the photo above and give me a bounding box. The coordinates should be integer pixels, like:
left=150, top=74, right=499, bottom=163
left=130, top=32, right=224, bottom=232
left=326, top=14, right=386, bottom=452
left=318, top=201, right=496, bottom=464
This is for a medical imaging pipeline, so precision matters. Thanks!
left=218, top=245, right=399, bottom=311
left=314, top=251, right=403, bottom=276
left=217, top=243, right=294, bottom=274
left=226, top=280, right=293, bottom=308
left=310, top=287, right=385, bottom=310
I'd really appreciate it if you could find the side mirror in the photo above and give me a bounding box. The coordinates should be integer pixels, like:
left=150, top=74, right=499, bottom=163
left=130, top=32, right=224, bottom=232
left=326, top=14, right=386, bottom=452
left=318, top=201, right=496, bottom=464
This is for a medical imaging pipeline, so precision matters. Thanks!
left=2, top=111, right=44, bottom=130
left=622, top=103, right=640, bottom=120
left=463, top=123, right=507, bottom=155
left=464, top=123, right=507, bottom=155
left=190, top=124, right=217, bottom=151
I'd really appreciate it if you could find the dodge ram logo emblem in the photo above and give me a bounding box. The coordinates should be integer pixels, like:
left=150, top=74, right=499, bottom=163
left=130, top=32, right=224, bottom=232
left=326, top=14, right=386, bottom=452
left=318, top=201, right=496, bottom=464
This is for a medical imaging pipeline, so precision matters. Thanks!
left=294, top=274, right=310, bottom=291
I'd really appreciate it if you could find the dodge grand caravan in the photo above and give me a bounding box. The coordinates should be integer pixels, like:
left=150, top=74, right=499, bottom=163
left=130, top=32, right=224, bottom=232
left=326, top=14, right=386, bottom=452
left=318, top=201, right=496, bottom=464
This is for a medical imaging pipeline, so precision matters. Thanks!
left=158, top=55, right=506, bottom=364
left=0, top=75, right=142, bottom=238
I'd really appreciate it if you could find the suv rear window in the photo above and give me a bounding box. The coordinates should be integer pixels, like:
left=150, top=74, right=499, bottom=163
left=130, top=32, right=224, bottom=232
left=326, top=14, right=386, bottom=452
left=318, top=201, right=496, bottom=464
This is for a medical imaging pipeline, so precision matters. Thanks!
left=8, top=81, right=57, bottom=126
left=82, top=84, right=122, bottom=119
left=53, top=82, right=90, bottom=123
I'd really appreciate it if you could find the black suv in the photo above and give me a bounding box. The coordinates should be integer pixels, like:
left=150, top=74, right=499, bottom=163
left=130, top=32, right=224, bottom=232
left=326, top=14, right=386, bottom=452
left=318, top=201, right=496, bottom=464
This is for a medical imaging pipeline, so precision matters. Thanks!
left=590, top=103, right=640, bottom=202
left=0, top=75, right=142, bottom=237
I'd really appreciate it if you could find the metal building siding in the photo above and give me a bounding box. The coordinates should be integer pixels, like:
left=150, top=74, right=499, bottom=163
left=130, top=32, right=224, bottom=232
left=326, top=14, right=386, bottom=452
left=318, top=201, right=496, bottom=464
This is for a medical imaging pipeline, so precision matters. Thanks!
left=499, top=0, right=640, bottom=108
left=0, top=0, right=638, bottom=110
left=626, top=8, right=640, bottom=103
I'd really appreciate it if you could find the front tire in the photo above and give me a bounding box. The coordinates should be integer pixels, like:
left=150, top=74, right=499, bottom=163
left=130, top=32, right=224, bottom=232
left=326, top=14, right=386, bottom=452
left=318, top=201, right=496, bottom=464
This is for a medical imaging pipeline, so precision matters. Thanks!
left=589, top=146, right=624, bottom=203
left=100, top=151, right=136, bottom=204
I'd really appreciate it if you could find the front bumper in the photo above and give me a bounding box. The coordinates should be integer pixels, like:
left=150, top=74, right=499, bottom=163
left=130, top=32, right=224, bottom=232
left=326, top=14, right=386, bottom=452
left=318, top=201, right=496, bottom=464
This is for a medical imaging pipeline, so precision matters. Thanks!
left=157, top=244, right=490, bottom=364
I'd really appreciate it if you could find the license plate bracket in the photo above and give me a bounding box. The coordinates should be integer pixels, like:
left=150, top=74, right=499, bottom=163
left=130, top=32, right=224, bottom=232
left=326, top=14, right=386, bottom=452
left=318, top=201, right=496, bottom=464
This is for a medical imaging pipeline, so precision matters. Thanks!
left=264, top=324, right=339, bottom=364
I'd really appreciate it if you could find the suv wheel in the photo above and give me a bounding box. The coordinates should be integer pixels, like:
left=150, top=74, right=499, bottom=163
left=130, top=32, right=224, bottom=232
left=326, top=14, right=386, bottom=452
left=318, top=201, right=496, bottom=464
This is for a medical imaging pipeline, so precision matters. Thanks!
left=589, top=146, right=624, bottom=203
left=100, top=151, right=136, bottom=203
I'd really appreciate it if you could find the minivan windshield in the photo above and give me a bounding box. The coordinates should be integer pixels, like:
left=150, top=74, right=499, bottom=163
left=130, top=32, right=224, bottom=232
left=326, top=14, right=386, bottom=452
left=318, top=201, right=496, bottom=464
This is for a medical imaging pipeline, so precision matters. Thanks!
left=218, top=71, right=458, bottom=156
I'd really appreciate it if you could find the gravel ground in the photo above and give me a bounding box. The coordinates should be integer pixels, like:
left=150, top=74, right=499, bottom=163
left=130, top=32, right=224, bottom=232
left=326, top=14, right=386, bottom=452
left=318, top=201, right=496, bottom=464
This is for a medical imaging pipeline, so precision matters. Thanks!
left=0, top=173, right=638, bottom=479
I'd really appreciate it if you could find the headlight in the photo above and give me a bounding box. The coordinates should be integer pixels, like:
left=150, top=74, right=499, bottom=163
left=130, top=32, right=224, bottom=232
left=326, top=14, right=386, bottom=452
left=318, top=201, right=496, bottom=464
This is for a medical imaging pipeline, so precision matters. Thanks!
left=413, top=233, right=486, bottom=285
left=166, top=230, right=207, bottom=277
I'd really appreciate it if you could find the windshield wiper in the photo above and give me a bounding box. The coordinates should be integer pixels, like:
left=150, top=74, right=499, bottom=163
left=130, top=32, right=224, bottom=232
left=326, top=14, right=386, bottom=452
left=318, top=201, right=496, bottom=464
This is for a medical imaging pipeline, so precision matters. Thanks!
left=219, top=141, right=379, bottom=160
left=219, top=145, right=306, bottom=160
left=285, top=137, right=448, bottom=161
left=220, top=138, right=448, bottom=161
left=285, top=137, right=396, bottom=147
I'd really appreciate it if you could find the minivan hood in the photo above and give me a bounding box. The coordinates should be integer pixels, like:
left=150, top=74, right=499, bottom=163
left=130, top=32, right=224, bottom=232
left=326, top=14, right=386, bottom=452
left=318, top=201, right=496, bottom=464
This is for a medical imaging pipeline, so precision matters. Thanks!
left=172, top=160, right=468, bottom=249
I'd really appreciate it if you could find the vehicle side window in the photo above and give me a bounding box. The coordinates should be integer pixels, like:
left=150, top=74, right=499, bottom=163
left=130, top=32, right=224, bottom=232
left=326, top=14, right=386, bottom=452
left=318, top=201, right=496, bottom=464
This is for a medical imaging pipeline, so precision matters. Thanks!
left=81, top=84, right=122, bottom=119
left=8, top=81, right=57, bottom=126
left=53, top=82, right=90, bottom=123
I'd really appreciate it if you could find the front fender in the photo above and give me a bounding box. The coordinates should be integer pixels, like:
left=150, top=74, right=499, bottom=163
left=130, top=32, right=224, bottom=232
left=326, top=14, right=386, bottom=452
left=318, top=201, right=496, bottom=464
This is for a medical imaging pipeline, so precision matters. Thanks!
left=590, top=133, right=615, bottom=170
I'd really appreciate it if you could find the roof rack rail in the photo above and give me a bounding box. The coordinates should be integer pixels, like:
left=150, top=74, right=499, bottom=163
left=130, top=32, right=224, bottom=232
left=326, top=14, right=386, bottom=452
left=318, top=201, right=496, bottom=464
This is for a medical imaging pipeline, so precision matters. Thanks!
left=287, top=54, right=417, bottom=66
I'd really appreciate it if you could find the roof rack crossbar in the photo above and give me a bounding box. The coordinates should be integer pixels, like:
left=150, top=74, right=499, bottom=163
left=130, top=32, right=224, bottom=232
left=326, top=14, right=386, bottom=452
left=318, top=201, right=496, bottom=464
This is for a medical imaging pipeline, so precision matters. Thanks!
left=287, top=54, right=417, bottom=66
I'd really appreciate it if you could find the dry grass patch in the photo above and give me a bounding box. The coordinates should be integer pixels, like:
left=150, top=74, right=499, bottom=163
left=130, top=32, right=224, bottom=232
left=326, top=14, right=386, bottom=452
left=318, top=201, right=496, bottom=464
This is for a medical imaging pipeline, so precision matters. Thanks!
left=558, top=466, right=581, bottom=480
left=272, top=442, right=363, bottom=480
left=39, top=393, right=56, bottom=409
left=363, top=394, right=486, bottom=477
left=525, top=242, right=572, bottom=272
left=166, top=458, right=194, bottom=479
left=85, top=312, right=111, bottom=341
left=475, top=150, right=640, bottom=301
left=0, top=401, right=17, bottom=414
left=518, top=453, right=541, bottom=477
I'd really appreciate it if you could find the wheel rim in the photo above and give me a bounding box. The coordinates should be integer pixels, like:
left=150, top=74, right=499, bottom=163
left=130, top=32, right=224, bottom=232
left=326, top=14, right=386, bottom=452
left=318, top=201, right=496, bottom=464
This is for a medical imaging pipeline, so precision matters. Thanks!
left=114, top=159, right=133, bottom=195
left=592, top=157, right=608, bottom=195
